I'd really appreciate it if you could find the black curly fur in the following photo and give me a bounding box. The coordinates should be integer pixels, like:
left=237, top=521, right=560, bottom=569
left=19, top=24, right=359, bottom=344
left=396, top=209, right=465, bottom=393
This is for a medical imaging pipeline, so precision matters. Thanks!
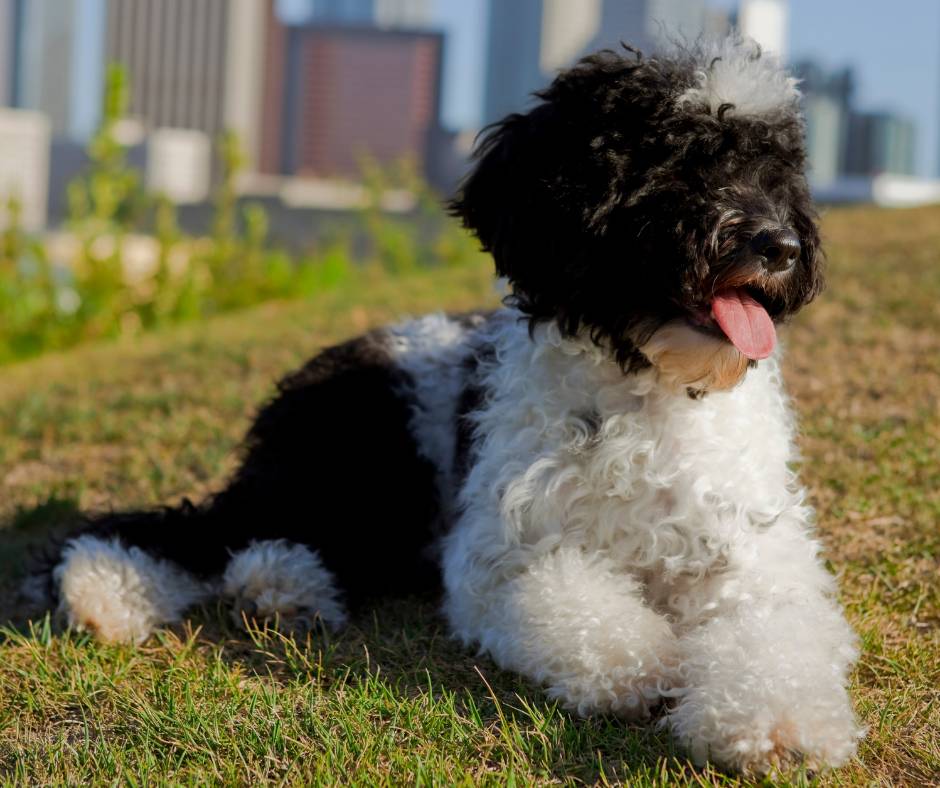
left=450, top=45, right=823, bottom=370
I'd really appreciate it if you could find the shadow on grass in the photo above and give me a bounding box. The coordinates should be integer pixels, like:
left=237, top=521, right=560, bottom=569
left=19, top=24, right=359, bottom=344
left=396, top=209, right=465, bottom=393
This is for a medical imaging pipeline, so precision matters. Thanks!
left=204, top=597, right=687, bottom=785
left=0, top=495, right=82, bottom=619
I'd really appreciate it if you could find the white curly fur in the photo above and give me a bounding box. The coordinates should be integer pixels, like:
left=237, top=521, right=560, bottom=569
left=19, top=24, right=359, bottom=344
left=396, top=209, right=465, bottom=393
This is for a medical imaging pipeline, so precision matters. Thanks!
left=54, top=535, right=209, bottom=644
left=440, top=309, right=863, bottom=775
left=222, top=539, right=347, bottom=630
left=675, top=35, right=800, bottom=118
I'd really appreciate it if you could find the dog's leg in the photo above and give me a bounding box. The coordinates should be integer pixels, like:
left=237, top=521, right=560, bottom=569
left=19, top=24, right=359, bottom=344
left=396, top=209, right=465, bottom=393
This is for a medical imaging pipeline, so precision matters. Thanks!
left=40, top=517, right=348, bottom=642
left=664, top=519, right=864, bottom=775
left=444, top=546, right=677, bottom=718
left=21, top=502, right=232, bottom=643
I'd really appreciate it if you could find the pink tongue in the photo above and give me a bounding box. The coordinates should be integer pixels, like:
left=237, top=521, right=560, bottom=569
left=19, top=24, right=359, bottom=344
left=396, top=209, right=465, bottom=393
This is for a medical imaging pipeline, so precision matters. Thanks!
left=710, top=288, right=776, bottom=360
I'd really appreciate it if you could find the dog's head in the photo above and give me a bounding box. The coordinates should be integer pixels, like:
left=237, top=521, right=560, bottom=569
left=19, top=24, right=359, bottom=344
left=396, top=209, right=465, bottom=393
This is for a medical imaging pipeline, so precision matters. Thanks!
left=451, top=37, right=821, bottom=392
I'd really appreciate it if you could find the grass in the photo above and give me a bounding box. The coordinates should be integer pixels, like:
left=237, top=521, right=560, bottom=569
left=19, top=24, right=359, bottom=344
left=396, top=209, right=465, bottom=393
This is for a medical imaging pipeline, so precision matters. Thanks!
left=0, top=206, right=937, bottom=785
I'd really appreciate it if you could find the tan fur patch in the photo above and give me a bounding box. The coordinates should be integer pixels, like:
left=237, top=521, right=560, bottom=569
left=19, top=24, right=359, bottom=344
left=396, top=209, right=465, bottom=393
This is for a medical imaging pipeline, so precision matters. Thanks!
left=640, top=320, right=750, bottom=391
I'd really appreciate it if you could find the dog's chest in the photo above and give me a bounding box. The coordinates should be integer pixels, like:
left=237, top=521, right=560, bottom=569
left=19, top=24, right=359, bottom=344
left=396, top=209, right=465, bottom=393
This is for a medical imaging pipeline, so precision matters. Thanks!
left=466, top=324, right=801, bottom=572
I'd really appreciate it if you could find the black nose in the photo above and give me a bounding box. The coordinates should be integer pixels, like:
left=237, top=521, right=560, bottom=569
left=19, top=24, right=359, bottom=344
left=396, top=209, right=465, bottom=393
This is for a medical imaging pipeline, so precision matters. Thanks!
left=750, top=228, right=801, bottom=272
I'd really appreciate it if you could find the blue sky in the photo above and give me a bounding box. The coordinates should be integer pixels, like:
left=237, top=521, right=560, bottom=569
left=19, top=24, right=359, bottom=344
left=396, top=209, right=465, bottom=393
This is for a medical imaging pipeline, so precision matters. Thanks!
left=434, top=0, right=940, bottom=176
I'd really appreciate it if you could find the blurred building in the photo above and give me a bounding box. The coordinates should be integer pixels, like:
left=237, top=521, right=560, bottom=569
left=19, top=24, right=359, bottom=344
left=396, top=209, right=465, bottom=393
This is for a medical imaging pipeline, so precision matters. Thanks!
left=106, top=0, right=230, bottom=138
left=0, top=0, right=16, bottom=105
left=4, top=0, right=105, bottom=140
left=482, top=0, right=543, bottom=125
left=795, top=60, right=917, bottom=185
left=276, top=0, right=434, bottom=27
left=793, top=61, right=854, bottom=187
left=260, top=0, right=289, bottom=176
left=0, top=108, right=50, bottom=230
left=844, top=112, right=916, bottom=176
left=738, top=0, right=788, bottom=58
left=224, top=0, right=268, bottom=173
left=106, top=0, right=280, bottom=178
left=9, top=0, right=76, bottom=133
left=3, top=0, right=269, bottom=157
left=644, top=0, right=731, bottom=52
left=262, top=25, right=443, bottom=181
left=376, top=0, right=434, bottom=27
left=482, top=0, right=731, bottom=125
left=302, top=0, right=375, bottom=23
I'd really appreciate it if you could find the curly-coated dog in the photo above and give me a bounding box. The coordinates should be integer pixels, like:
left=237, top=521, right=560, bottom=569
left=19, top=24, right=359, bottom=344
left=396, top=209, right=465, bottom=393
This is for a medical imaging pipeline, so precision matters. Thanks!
left=25, top=37, right=863, bottom=775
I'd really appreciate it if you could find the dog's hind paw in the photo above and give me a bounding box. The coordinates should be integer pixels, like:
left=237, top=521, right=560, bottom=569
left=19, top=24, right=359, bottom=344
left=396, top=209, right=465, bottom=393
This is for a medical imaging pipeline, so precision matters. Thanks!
left=52, top=535, right=208, bottom=644
left=222, top=539, right=347, bottom=633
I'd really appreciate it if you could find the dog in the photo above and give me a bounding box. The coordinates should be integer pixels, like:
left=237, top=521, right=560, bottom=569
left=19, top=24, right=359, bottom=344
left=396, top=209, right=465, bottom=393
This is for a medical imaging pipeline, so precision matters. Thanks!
left=24, top=37, right=863, bottom=775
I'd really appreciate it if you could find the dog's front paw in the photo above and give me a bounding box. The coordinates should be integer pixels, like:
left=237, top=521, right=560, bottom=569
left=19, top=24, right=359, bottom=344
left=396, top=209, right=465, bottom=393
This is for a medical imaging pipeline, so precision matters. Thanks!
left=666, top=686, right=864, bottom=776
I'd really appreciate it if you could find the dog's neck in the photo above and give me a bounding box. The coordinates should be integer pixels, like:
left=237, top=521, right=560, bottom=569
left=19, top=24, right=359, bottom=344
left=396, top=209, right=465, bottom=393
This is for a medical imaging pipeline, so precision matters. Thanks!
left=506, top=311, right=761, bottom=406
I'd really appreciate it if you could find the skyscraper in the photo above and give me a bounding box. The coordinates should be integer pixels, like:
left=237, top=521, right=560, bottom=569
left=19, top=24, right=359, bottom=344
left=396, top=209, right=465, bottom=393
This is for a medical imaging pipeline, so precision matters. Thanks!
left=280, top=0, right=436, bottom=26
left=103, top=0, right=280, bottom=170
left=0, top=0, right=17, bottom=106
left=224, top=0, right=268, bottom=171
left=539, top=0, right=605, bottom=74
left=796, top=59, right=918, bottom=185
left=106, top=0, right=230, bottom=138
left=312, top=0, right=375, bottom=23
left=260, top=0, right=288, bottom=175
left=482, top=0, right=544, bottom=125
left=482, top=0, right=726, bottom=126
left=793, top=61, right=854, bottom=187
left=738, top=0, right=788, bottom=59
left=13, top=0, right=76, bottom=134
left=269, top=25, right=443, bottom=179
left=845, top=112, right=916, bottom=177
left=275, top=0, right=375, bottom=24
left=375, top=0, right=433, bottom=27
left=6, top=0, right=105, bottom=140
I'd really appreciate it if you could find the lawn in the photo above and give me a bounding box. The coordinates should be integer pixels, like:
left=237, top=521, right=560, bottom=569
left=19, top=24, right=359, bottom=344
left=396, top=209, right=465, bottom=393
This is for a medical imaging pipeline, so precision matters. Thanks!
left=0, top=206, right=937, bottom=785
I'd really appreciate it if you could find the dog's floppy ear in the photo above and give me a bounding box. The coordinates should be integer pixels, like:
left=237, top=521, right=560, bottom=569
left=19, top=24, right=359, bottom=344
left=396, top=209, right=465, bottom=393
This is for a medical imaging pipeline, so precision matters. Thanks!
left=450, top=53, right=646, bottom=297
left=790, top=188, right=826, bottom=306
left=449, top=101, right=590, bottom=330
left=449, top=111, right=541, bottom=280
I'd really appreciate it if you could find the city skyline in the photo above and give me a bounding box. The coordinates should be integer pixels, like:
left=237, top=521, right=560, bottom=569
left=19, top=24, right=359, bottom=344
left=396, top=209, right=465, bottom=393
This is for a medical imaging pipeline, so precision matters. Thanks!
left=429, top=0, right=940, bottom=177
left=0, top=0, right=940, bottom=176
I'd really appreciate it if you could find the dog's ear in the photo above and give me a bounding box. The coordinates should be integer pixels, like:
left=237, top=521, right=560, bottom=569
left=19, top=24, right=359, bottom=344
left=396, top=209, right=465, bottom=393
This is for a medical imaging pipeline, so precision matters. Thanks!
left=450, top=53, right=651, bottom=294
left=791, top=194, right=826, bottom=306
left=449, top=111, right=545, bottom=280
left=449, top=102, right=588, bottom=327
